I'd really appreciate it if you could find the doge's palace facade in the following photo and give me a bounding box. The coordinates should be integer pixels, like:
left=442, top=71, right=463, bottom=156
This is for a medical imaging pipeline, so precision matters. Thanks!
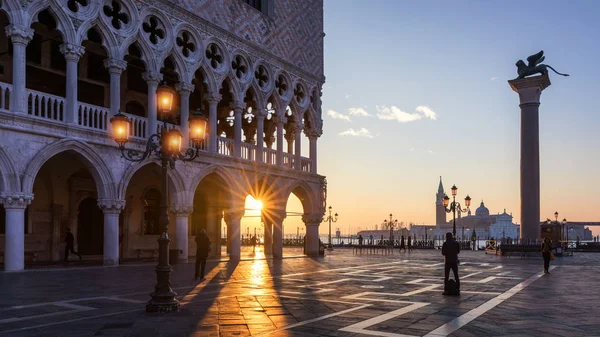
left=0, top=0, right=326, bottom=271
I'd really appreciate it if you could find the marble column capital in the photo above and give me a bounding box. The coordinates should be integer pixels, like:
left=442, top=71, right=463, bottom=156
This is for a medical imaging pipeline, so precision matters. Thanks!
left=170, top=204, right=193, bottom=217
left=207, top=94, right=222, bottom=104
left=176, top=82, right=195, bottom=94
left=306, top=129, right=321, bottom=140
left=142, top=71, right=163, bottom=84
left=1, top=193, right=33, bottom=209
left=302, top=213, right=323, bottom=226
left=508, top=74, right=551, bottom=105
left=5, top=24, right=33, bottom=45
left=104, top=58, right=127, bottom=74
left=97, top=199, right=126, bottom=214
left=230, top=101, right=246, bottom=112
left=224, top=210, right=244, bottom=222
left=60, top=43, right=85, bottom=62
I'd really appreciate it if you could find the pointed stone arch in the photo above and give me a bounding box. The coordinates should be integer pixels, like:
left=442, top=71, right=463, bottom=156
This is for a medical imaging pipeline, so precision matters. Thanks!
left=27, top=2, right=76, bottom=44
left=117, top=159, right=187, bottom=205
left=77, top=20, right=120, bottom=59
left=192, top=64, right=217, bottom=96
left=190, top=164, right=240, bottom=205
left=282, top=180, right=316, bottom=215
left=21, top=139, right=116, bottom=199
left=220, top=75, right=243, bottom=104
left=0, top=145, right=20, bottom=193
left=0, top=0, right=22, bottom=26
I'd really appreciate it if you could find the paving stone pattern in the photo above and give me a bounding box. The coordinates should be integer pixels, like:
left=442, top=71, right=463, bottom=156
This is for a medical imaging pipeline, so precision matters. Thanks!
left=1, top=248, right=599, bottom=336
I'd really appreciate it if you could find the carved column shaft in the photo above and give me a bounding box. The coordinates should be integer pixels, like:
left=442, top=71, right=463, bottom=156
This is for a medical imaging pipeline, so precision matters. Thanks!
left=2, top=194, right=33, bottom=272
left=171, top=205, right=193, bottom=262
left=256, top=115, right=265, bottom=163
left=6, top=25, right=33, bottom=114
left=208, top=95, right=220, bottom=153
left=98, top=199, right=125, bottom=266
left=143, top=72, right=163, bottom=135
left=176, top=83, right=195, bottom=148
left=60, top=43, right=85, bottom=124
left=104, top=58, right=127, bottom=122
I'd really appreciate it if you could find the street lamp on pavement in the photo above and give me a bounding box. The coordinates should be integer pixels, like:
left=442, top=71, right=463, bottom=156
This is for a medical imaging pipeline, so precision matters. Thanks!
left=323, top=206, right=338, bottom=249
left=383, top=214, right=398, bottom=245
left=110, top=82, right=208, bottom=313
left=442, top=185, right=471, bottom=240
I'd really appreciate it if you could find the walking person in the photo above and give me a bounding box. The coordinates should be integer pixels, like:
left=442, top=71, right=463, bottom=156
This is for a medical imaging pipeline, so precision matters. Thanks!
left=541, top=237, right=553, bottom=274
left=64, top=228, right=82, bottom=262
left=195, top=229, right=211, bottom=281
left=407, top=235, right=413, bottom=251
left=251, top=234, right=257, bottom=251
left=399, top=235, right=406, bottom=252
left=358, top=234, right=363, bottom=246
left=442, top=232, right=460, bottom=295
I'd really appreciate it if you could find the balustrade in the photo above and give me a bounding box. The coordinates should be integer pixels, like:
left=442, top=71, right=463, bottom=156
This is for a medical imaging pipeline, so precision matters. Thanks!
left=300, top=157, right=312, bottom=172
left=0, top=82, right=11, bottom=111
left=122, top=112, right=147, bottom=139
left=241, top=142, right=256, bottom=161
left=283, top=152, right=294, bottom=169
left=78, top=103, right=109, bottom=131
left=217, top=136, right=234, bottom=156
left=27, top=89, right=65, bottom=122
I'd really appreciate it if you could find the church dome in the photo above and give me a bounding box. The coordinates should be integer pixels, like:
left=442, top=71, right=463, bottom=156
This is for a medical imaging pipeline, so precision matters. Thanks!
left=475, top=201, right=489, bottom=217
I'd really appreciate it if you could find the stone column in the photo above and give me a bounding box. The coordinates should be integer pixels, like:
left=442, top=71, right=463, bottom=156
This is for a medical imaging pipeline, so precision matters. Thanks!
left=308, top=133, right=318, bottom=173
left=271, top=211, right=286, bottom=259
left=98, top=199, right=125, bottom=266
left=276, top=119, right=285, bottom=167
left=6, top=25, right=33, bottom=114
left=294, top=124, right=302, bottom=170
left=171, top=205, right=193, bottom=262
left=508, top=74, right=551, bottom=242
left=285, top=128, right=295, bottom=154
left=207, top=94, right=221, bottom=153
left=176, top=83, right=194, bottom=147
left=256, top=115, right=265, bottom=163
left=143, top=71, right=163, bottom=135
left=231, top=102, right=244, bottom=158
left=2, top=195, right=32, bottom=271
left=262, top=211, right=273, bottom=255
left=225, top=211, right=243, bottom=260
left=302, top=214, right=322, bottom=257
left=103, top=58, right=127, bottom=118
left=60, top=43, right=85, bottom=124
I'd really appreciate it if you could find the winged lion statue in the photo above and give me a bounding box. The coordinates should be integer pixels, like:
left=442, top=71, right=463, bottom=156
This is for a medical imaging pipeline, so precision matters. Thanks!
left=515, top=50, right=569, bottom=80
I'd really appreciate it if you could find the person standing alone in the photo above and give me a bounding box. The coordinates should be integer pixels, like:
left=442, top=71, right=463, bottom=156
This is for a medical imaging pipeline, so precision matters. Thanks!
left=442, top=232, right=460, bottom=295
left=64, top=228, right=82, bottom=262
left=541, top=237, right=552, bottom=274
left=195, top=229, right=211, bottom=281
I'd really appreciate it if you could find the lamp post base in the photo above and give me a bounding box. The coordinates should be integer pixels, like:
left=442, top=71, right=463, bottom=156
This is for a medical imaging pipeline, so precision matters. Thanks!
left=146, top=235, right=180, bottom=313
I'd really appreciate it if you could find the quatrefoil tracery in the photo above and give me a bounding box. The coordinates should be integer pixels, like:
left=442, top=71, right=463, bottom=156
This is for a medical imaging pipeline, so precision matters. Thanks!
left=275, top=75, right=288, bottom=96
left=103, top=1, right=129, bottom=30
left=254, top=65, right=268, bottom=88
left=231, top=55, right=248, bottom=79
left=206, top=44, right=223, bottom=69
left=294, top=84, right=305, bottom=103
left=143, top=16, right=165, bottom=45
left=68, top=0, right=88, bottom=13
left=176, top=31, right=196, bottom=57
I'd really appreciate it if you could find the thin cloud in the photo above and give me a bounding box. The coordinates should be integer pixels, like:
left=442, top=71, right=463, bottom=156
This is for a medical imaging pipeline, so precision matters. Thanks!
left=415, top=106, right=437, bottom=120
left=376, top=105, right=438, bottom=123
left=327, top=109, right=351, bottom=122
left=489, top=77, right=498, bottom=81
left=339, top=128, right=374, bottom=138
left=344, top=93, right=352, bottom=99
left=348, top=107, right=371, bottom=117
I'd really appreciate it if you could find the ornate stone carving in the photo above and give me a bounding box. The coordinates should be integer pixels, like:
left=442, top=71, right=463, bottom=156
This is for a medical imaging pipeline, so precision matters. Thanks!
left=60, top=43, right=86, bottom=62
left=142, top=71, right=163, bottom=84
left=302, top=213, right=323, bottom=225
left=207, top=93, right=222, bottom=104
left=175, top=82, right=195, bottom=93
left=170, top=205, right=193, bottom=217
left=1, top=193, right=33, bottom=209
left=230, top=101, right=246, bottom=112
left=176, top=31, right=196, bottom=58
left=224, top=210, right=244, bottom=222
left=5, top=25, right=34, bottom=45
left=104, top=58, right=127, bottom=74
left=97, top=199, right=126, bottom=214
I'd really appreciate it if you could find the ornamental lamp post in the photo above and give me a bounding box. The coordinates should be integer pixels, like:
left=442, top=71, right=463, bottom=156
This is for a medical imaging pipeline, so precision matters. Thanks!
left=323, top=206, right=338, bottom=249
left=442, top=185, right=471, bottom=240
left=383, top=213, right=397, bottom=246
left=110, top=82, right=207, bottom=313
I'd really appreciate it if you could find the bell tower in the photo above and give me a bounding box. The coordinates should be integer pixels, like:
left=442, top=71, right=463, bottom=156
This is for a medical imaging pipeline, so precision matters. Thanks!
left=436, top=176, right=446, bottom=225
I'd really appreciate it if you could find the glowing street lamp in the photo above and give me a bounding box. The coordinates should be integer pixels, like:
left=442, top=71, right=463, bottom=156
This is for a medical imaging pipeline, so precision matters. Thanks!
left=110, top=81, right=207, bottom=313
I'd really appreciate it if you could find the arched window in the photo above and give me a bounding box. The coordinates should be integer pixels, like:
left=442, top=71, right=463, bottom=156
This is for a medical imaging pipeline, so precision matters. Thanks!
left=142, top=188, right=162, bottom=235
left=126, top=101, right=146, bottom=117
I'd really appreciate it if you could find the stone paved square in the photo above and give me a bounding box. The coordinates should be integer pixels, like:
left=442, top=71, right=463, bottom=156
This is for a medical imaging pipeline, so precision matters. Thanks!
left=1, top=248, right=599, bottom=336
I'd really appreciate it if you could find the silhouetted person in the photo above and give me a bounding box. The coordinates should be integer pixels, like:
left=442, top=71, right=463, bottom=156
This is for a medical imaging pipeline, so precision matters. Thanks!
left=442, top=232, right=460, bottom=295
left=407, top=236, right=412, bottom=251
left=195, top=229, right=211, bottom=281
left=251, top=235, right=257, bottom=251
left=358, top=235, right=363, bottom=246
left=64, top=228, right=82, bottom=262
left=399, top=235, right=406, bottom=252
left=541, top=237, right=552, bottom=274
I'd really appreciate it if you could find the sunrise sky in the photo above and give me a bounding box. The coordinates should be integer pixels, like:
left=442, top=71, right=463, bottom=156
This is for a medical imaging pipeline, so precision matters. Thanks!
left=242, top=0, right=600, bottom=237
